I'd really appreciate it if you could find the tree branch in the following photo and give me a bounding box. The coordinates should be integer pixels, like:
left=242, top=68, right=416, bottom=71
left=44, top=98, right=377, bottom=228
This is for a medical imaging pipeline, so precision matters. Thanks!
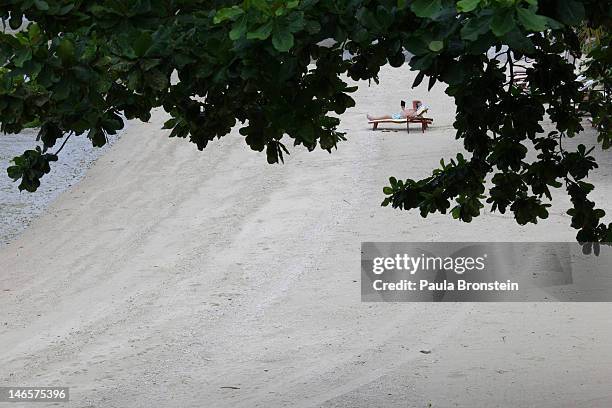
left=53, top=132, right=73, bottom=156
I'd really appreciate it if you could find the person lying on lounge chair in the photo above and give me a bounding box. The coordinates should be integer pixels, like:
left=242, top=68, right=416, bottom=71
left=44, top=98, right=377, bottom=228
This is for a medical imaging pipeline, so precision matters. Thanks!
left=367, top=100, right=426, bottom=121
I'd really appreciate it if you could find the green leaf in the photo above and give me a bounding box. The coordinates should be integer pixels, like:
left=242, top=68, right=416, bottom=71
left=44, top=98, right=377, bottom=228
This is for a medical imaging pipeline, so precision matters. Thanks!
left=457, top=0, right=480, bottom=13
left=133, top=32, right=153, bottom=57
left=249, top=0, right=272, bottom=14
left=28, top=23, right=42, bottom=42
left=556, top=0, right=585, bottom=25
left=441, top=63, right=467, bottom=85
left=87, top=128, right=107, bottom=148
left=266, top=142, right=279, bottom=164
left=214, top=6, right=245, bottom=24
left=353, top=27, right=369, bottom=43
left=503, top=28, right=534, bottom=53
left=7, top=165, right=22, bottom=181
left=460, top=15, right=492, bottom=41
left=58, top=3, right=74, bottom=15
left=516, top=8, right=547, bottom=32
left=490, top=9, right=516, bottom=37
left=286, top=11, right=305, bottom=32
left=428, top=75, right=436, bottom=90
left=147, top=69, right=168, bottom=91
left=34, top=0, right=49, bottom=10
left=404, top=35, right=429, bottom=55
left=543, top=17, right=563, bottom=30
left=272, top=28, right=294, bottom=52
left=412, top=71, right=425, bottom=87
left=230, top=17, right=248, bottom=40
left=410, top=0, right=442, bottom=19
left=13, top=47, right=32, bottom=67
left=56, top=38, right=75, bottom=64
left=428, top=40, right=444, bottom=52
left=247, top=21, right=273, bottom=40
left=304, top=20, right=321, bottom=34
left=410, top=53, right=434, bottom=71
left=9, top=13, right=23, bottom=30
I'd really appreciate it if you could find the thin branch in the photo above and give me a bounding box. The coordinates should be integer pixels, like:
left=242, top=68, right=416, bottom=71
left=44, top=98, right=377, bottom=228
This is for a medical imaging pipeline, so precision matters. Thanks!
left=491, top=50, right=507, bottom=61
left=53, top=131, right=73, bottom=155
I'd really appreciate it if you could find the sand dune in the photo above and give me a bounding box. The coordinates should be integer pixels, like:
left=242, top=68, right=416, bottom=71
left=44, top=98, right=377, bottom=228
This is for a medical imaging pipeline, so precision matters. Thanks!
left=1, top=65, right=611, bottom=407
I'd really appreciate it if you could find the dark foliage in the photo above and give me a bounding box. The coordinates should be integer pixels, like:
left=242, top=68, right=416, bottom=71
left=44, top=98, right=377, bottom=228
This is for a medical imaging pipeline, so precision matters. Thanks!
left=0, top=0, right=610, bottom=241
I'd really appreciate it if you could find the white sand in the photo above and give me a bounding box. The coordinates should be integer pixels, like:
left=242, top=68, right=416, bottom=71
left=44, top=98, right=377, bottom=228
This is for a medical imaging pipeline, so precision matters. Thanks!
left=1, top=65, right=611, bottom=407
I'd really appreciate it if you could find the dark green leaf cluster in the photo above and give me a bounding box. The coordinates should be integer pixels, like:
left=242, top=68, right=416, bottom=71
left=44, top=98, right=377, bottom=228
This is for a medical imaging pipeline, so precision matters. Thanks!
left=6, top=146, right=56, bottom=192
left=381, top=0, right=612, bottom=242
left=1, top=0, right=611, bottom=242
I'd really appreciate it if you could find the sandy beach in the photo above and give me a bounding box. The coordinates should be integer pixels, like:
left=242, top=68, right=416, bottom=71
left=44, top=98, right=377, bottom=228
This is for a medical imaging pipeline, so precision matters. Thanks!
left=1, top=65, right=611, bottom=407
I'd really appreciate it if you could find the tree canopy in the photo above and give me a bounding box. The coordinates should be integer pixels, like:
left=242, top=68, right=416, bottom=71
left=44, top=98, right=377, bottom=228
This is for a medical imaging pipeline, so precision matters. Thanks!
left=0, top=0, right=610, bottom=242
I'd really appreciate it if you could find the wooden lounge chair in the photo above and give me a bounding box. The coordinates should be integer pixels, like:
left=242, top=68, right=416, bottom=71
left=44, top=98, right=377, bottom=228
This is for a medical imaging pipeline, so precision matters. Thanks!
left=368, top=108, right=433, bottom=133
